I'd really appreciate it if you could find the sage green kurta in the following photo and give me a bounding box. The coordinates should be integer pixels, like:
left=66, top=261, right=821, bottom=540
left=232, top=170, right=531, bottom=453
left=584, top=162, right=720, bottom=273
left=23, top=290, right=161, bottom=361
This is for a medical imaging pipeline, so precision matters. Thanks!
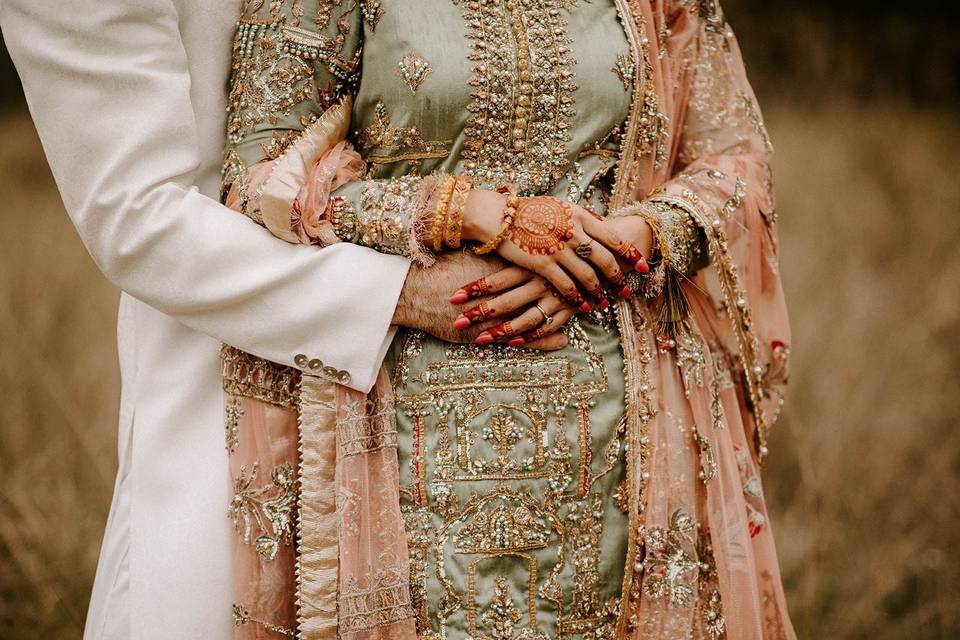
left=359, top=3, right=635, bottom=638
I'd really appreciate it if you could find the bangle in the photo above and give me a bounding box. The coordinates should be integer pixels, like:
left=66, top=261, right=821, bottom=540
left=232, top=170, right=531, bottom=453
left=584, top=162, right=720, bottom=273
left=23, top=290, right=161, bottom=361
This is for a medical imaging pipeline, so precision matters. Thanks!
left=431, top=175, right=458, bottom=253
left=471, top=184, right=520, bottom=255
left=444, top=175, right=472, bottom=250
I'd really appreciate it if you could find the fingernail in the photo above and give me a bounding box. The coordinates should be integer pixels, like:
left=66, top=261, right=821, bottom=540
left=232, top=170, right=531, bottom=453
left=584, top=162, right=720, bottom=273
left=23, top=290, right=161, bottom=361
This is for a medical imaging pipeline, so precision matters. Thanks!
left=453, top=315, right=472, bottom=330
left=619, top=285, right=632, bottom=298
left=580, top=301, right=592, bottom=313
left=474, top=332, right=494, bottom=345
left=635, top=260, right=650, bottom=274
left=508, top=337, right=525, bottom=347
left=449, top=291, right=469, bottom=304
left=599, top=297, right=610, bottom=310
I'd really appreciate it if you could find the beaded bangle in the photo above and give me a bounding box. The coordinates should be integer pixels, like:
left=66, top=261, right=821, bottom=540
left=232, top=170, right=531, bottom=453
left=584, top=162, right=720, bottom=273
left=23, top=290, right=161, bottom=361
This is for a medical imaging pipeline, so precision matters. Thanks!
left=431, top=175, right=458, bottom=253
left=471, top=184, right=520, bottom=255
left=444, top=175, right=473, bottom=250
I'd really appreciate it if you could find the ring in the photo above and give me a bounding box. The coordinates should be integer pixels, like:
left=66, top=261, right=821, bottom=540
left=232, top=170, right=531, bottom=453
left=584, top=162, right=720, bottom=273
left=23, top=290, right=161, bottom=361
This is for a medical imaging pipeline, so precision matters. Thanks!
left=535, top=303, right=554, bottom=325
left=575, top=241, right=593, bottom=258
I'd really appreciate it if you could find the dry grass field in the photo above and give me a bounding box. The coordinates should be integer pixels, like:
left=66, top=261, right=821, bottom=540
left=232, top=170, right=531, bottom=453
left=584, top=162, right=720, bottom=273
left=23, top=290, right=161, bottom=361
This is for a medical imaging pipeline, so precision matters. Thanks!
left=0, top=102, right=958, bottom=639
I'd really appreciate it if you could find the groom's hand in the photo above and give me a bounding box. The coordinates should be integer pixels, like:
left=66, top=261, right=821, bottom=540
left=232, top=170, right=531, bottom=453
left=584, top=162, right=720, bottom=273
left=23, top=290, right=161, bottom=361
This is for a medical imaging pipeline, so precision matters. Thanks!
left=393, top=252, right=568, bottom=350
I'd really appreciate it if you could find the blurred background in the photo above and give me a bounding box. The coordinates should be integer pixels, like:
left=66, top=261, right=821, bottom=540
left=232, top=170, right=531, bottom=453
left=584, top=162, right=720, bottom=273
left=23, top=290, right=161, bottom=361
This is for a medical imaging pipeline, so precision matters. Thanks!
left=1, top=1, right=958, bottom=638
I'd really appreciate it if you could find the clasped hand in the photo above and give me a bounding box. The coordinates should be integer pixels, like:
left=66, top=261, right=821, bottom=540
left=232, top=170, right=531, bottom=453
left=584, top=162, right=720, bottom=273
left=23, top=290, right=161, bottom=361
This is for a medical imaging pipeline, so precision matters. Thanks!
left=448, top=189, right=653, bottom=348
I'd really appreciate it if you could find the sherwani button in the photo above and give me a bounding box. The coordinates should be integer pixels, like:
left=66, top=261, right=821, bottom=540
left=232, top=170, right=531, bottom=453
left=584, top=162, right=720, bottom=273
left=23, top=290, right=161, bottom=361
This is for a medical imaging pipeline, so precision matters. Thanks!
left=337, top=371, right=352, bottom=384
left=294, top=354, right=308, bottom=366
left=308, top=358, right=323, bottom=370
left=322, top=366, right=338, bottom=378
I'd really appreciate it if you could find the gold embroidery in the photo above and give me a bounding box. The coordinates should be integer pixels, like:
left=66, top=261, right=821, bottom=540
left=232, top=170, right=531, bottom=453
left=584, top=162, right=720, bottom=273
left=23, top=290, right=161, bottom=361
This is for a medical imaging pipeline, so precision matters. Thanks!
left=357, top=100, right=451, bottom=154
left=397, top=53, right=433, bottom=94
left=229, top=462, right=297, bottom=562
left=232, top=602, right=296, bottom=637
left=457, top=0, right=579, bottom=194
left=221, top=345, right=300, bottom=409
left=360, top=0, right=384, bottom=29
left=393, top=318, right=626, bottom=639
left=639, top=508, right=700, bottom=607
left=612, top=51, right=634, bottom=90
left=692, top=425, right=718, bottom=484
left=225, top=395, right=244, bottom=451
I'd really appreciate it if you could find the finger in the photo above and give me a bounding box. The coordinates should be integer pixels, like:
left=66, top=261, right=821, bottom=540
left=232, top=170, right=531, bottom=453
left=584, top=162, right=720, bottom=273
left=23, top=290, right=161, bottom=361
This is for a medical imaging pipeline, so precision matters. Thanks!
left=450, top=265, right=531, bottom=303
left=556, top=249, right=605, bottom=301
left=454, top=278, right=548, bottom=330
left=500, top=244, right=588, bottom=309
left=474, top=296, right=564, bottom=345
left=555, top=249, right=610, bottom=309
left=523, top=332, right=569, bottom=351
left=568, top=231, right=630, bottom=297
left=519, top=307, right=577, bottom=343
left=582, top=215, right=650, bottom=273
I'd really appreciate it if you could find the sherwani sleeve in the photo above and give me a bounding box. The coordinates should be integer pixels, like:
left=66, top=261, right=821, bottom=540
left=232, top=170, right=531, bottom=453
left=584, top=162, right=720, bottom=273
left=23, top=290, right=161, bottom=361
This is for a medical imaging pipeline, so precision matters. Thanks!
left=0, top=0, right=408, bottom=393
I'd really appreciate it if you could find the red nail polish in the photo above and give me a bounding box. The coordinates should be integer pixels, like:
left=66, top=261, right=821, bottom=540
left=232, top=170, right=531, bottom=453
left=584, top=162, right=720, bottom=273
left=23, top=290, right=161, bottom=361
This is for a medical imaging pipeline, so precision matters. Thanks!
left=475, top=333, right=494, bottom=345
left=620, top=285, right=632, bottom=298
left=449, top=291, right=469, bottom=304
left=580, top=302, right=592, bottom=313
left=635, top=260, right=650, bottom=274
left=599, top=297, right=610, bottom=310
left=508, top=337, right=525, bottom=347
left=453, top=316, right=472, bottom=330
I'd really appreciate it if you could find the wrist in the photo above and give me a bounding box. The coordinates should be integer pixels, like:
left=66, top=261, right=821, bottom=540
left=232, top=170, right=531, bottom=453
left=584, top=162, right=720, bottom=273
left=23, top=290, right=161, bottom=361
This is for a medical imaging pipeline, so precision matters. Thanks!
left=461, top=189, right=506, bottom=243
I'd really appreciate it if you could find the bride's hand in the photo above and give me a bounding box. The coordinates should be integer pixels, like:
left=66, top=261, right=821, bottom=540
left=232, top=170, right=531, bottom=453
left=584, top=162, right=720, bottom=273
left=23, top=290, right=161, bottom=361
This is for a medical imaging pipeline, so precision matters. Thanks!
left=449, top=214, right=655, bottom=345
left=461, top=189, right=650, bottom=309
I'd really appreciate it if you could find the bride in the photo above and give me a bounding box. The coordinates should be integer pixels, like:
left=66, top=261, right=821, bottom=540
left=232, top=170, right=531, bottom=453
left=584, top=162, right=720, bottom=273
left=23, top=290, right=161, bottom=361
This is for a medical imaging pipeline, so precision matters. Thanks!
left=221, top=1, right=794, bottom=639
left=0, top=0, right=794, bottom=636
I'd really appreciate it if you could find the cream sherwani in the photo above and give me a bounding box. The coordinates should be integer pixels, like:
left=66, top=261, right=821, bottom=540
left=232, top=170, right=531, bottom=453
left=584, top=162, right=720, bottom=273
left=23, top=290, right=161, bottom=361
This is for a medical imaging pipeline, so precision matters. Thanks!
left=0, top=1, right=410, bottom=638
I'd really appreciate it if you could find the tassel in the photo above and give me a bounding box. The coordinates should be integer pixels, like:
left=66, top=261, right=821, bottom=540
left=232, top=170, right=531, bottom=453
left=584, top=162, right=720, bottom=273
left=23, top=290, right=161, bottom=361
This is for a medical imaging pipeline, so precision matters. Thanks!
left=651, top=270, right=691, bottom=338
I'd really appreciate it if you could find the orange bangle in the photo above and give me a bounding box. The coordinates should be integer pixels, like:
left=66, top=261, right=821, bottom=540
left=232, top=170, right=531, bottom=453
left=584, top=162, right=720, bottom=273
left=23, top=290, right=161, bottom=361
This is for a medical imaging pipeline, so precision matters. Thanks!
left=431, top=175, right=457, bottom=253
left=444, top=175, right=472, bottom=250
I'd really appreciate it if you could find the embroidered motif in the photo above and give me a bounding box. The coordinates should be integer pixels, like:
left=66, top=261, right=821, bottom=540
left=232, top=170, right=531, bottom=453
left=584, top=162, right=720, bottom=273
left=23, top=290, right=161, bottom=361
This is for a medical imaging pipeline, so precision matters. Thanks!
left=360, top=0, right=384, bottom=29
left=675, top=330, right=707, bottom=397
left=640, top=508, right=700, bottom=607
left=612, top=51, right=634, bottom=90
left=397, top=53, right=433, bottom=94
left=225, top=395, right=244, bottom=451
left=232, top=602, right=296, bottom=637
left=692, top=425, right=718, bottom=484
left=357, top=100, right=450, bottom=153
left=229, top=462, right=297, bottom=562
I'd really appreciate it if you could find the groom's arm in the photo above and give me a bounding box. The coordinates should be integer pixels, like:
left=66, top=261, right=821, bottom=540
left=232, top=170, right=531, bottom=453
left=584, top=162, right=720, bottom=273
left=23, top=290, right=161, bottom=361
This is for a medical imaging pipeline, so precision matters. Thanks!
left=0, top=0, right=408, bottom=393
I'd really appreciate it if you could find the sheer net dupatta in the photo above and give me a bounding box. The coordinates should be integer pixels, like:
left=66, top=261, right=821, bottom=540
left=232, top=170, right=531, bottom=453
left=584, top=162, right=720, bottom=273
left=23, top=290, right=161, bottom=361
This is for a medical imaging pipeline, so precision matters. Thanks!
left=223, top=97, right=417, bottom=640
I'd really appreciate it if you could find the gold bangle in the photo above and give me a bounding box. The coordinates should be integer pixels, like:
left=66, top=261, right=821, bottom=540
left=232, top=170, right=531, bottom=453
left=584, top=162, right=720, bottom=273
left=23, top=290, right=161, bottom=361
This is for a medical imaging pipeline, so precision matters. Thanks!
left=471, top=184, right=520, bottom=255
left=431, top=175, right=457, bottom=253
left=444, top=175, right=472, bottom=250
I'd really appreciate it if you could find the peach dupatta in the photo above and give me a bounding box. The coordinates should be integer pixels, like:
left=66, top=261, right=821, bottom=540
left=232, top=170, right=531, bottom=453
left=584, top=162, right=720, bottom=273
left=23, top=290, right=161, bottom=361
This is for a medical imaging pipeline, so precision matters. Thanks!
left=224, top=98, right=418, bottom=640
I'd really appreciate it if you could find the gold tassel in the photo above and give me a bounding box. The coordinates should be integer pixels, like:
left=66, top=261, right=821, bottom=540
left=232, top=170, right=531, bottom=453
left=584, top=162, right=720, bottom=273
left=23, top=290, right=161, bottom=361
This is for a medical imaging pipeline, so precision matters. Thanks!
left=651, top=270, right=690, bottom=338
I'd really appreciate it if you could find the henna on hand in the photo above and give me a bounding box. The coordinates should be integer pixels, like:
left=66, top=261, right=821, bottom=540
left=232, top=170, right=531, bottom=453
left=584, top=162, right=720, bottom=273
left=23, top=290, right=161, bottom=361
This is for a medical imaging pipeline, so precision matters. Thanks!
left=509, top=196, right=574, bottom=256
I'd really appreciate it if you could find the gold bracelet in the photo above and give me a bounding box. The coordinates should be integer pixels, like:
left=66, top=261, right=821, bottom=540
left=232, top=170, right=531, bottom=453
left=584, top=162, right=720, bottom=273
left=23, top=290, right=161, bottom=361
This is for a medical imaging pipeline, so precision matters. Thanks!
left=444, top=175, right=472, bottom=250
left=472, top=184, right=520, bottom=256
left=430, top=175, right=458, bottom=253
